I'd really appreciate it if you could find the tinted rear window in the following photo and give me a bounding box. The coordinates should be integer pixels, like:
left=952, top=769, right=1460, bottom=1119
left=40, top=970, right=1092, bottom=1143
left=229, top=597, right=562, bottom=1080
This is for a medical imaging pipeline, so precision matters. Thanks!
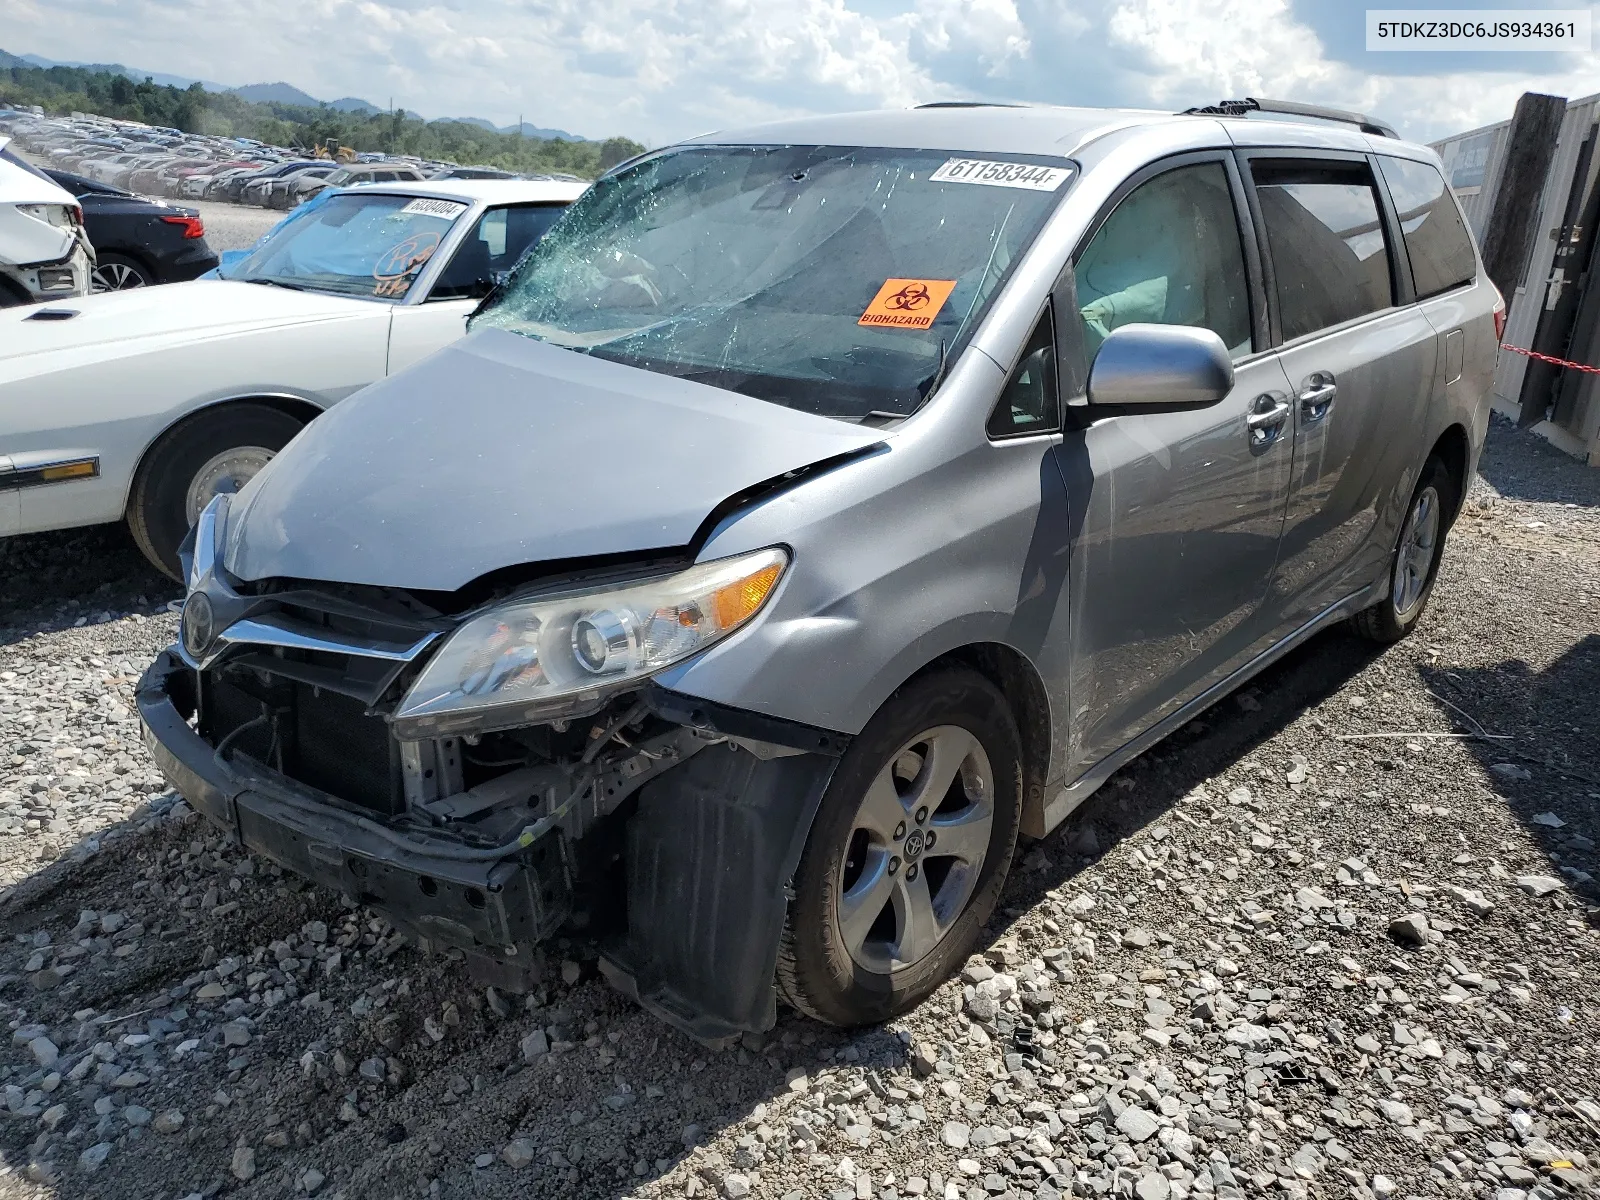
left=1253, top=162, right=1394, bottom=341
left=1378, top=156, right=1476, bottom=299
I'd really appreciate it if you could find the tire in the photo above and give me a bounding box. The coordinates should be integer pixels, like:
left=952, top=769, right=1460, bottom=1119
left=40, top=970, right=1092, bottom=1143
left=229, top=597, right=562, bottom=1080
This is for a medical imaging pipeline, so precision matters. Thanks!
left=127, top=403, right=304, bottom=580
left=92, top=253, right=155, bottom=293
left=1351, top=455, right=1457, bottom=644
left=777, top=667, right=1022, bottom=1027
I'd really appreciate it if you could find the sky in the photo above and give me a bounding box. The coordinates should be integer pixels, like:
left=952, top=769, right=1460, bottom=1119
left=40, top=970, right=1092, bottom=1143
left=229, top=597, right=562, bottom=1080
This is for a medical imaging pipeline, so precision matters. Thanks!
left=3, top=0, right=1599, bottom=145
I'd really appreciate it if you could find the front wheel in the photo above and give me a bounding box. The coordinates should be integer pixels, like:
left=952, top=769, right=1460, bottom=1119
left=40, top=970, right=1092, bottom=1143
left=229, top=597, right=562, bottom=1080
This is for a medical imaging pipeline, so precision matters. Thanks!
left=127, top=403, right=304, bottom=580
left=776, top=668, right=1022, bottom=1027
left=1352, top=455, right=1457, bottom=644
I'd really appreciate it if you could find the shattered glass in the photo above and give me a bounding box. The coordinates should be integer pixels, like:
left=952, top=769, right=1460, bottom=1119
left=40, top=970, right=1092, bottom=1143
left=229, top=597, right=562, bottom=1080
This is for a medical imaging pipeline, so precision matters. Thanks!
left=474, top=145, right=1073, bottom=420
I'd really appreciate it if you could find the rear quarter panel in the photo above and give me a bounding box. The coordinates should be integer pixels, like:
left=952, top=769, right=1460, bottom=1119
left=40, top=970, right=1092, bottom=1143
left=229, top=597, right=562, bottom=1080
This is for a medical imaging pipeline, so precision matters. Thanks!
left=1418, top=278, right=1498, bottom=484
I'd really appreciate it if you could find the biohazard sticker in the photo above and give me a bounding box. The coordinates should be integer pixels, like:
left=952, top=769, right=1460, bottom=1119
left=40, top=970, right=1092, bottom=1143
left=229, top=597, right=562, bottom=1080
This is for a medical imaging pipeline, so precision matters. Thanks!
left=929, top=158, right=1072, bottom=191
left=858, top=278, right=958, bottom=329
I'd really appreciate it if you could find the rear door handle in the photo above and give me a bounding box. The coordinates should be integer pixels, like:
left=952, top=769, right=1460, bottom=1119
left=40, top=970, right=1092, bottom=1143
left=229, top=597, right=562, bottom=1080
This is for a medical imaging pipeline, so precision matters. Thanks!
left=1247, top=394, right=1292, bottom=447
left=1298, top=373, right=1337, bottom=423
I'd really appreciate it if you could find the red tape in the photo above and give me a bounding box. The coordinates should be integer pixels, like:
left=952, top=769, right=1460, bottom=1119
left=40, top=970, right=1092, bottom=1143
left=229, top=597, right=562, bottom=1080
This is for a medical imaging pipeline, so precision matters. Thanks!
left=1500, top=343, right=1600, bottom=374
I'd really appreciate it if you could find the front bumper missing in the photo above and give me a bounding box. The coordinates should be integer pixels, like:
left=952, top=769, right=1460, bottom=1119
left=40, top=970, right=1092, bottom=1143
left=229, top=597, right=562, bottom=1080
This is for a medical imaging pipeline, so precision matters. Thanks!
left=139, top=647, right=849, bottom=1041
left=136, top=650, right=565, bottom=980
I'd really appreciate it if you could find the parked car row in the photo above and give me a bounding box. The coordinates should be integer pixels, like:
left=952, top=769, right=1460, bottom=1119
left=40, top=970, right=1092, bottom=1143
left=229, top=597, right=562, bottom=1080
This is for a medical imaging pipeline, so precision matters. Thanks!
left=2, top=101, right=1501, bottom=1046
left=0, top=111, right=580, bottom=211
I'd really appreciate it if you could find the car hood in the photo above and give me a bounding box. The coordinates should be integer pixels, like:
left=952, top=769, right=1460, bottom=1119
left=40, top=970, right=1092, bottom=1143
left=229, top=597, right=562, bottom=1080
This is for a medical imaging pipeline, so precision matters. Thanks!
left=224, top=329, right=884, bottom=592
left=0, top=279, right=379, bottom=368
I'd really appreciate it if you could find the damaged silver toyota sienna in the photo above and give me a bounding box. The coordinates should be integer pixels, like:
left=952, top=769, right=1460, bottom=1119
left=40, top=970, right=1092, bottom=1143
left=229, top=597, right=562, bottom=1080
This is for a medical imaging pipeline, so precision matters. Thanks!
left=139, top=101, right=1499, bottom=1042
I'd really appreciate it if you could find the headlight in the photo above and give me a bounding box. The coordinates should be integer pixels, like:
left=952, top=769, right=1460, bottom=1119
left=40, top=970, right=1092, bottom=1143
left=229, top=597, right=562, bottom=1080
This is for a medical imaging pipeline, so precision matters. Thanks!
left=392, top=547, right=787, bottom=735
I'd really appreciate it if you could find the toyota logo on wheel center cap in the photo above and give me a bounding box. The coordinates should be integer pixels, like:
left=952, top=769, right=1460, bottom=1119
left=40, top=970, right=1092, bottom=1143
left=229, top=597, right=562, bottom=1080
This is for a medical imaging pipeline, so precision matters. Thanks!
left=903, top=829, right=925, bottom=859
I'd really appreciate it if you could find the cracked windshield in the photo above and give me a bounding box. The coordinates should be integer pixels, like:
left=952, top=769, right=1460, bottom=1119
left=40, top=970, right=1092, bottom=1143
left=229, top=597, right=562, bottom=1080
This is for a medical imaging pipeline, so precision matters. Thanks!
left=218, top=191, right=467, bottom=300
left=473, top=146, right=1074, bottom=419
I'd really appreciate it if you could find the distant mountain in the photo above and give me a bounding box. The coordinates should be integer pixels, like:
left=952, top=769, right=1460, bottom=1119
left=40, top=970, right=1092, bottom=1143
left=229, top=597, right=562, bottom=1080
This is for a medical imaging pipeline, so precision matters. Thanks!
left=2, top=49, right=588, bottom=139
left=14, top=51, right=229, bottom=91
left=431, top=116, right=584, bottom=141
left=230, top=81, right=321, bottom=106
left=502, top=120, right=584, bottom=141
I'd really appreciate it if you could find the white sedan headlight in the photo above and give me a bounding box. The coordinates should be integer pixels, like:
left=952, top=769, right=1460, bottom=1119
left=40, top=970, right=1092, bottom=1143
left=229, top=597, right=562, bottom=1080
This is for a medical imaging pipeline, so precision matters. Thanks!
left=392, top=548, right=787, bottom=736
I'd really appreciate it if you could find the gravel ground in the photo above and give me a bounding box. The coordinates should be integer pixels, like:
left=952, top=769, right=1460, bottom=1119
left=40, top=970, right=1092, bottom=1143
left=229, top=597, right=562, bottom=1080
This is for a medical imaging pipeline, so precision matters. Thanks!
left=186, top=201, right=281, bottom=254
left=0, top=415, right=1594, bottom=1200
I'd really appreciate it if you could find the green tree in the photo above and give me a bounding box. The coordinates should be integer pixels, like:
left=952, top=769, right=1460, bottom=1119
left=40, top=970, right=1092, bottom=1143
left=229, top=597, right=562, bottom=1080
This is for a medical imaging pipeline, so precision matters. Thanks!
left=598, top=137, right=639, bottom=171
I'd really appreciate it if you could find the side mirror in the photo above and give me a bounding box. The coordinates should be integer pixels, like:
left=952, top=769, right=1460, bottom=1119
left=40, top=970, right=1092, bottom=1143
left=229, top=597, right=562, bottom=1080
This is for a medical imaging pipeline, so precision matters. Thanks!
left=1086, top=323, right=1234, bottom=413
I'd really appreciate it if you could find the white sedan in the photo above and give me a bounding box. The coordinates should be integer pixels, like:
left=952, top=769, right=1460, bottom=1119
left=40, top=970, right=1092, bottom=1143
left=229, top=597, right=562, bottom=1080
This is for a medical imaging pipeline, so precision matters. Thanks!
left=0, top=177, right=586, bottom=577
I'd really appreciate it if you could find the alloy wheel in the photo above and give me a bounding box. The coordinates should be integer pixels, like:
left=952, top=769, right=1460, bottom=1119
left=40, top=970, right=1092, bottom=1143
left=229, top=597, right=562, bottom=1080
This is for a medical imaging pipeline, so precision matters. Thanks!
left=1392, top=484, right=1440, bottom=619
left=184, top=446, right=276, bottom=526
left=837, top=725, right=994, bottom=974
left=91, top=262, right=146, bottom=292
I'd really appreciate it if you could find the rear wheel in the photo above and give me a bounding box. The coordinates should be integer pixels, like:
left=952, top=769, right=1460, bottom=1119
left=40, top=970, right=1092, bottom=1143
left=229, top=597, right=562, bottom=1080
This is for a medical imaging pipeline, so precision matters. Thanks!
left=92, top=253, right=155, bottom=293
left=127, top=403, right=304, bottom=580
left=777, top=668, right=1022, bottom=1027
left=1352, top=455, right=1457, bottom=643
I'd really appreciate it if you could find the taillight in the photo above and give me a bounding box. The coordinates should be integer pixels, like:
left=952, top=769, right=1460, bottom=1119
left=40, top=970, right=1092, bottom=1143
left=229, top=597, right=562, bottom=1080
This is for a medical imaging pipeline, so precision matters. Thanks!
left=1492, top=285, right=1507, bottom=342
left=161, top=214, right=205, bottom=239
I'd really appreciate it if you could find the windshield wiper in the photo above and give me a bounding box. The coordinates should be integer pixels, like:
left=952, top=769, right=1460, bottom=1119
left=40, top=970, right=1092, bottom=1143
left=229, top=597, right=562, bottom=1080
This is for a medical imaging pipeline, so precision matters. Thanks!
left=239, top=277, right=312, bottom=292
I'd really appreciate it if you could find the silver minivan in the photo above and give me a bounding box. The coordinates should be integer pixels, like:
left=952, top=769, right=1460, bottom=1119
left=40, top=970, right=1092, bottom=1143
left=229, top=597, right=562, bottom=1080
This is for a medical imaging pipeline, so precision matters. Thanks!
left=139, top=101, right=1498, bottom=1041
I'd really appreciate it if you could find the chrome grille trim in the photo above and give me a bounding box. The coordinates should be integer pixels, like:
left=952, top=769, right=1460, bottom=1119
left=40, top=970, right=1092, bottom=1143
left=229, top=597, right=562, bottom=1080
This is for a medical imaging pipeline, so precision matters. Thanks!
left=201, top=611, right=439, bottom=669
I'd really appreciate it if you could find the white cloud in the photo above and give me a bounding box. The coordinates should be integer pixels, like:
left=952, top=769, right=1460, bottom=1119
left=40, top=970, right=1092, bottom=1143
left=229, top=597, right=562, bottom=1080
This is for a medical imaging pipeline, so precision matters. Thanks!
left=8, top=0, right=1597, bottom=145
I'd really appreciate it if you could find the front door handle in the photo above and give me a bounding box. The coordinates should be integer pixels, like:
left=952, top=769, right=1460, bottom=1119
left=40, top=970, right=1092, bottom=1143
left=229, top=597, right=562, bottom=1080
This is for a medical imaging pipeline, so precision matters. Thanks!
left=1246, top=394, right=1292, bottom=447
left=1298, top=373, right=1337, bottom=423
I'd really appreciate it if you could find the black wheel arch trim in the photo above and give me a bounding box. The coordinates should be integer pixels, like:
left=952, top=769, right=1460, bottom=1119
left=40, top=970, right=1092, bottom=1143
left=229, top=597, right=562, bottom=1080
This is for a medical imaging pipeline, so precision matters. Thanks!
left=640, top=683, right=852, bottom=757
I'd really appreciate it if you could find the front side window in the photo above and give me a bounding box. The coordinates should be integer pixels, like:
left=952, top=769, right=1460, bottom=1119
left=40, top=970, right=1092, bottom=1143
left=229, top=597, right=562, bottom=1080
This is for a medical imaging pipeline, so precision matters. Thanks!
left=431, top=204, right=569, bottom=302
left=987, top=305, right=1058, bottom=438
left=473, top=145, right=1074, bottom=420
left=1378, top=156, right=1476, bottom=299
left=1253, top=162, right=1394, bottom=341
left=219, top=191, right=468, bottom=301
left=1073, top=161, right=1253, bottom=361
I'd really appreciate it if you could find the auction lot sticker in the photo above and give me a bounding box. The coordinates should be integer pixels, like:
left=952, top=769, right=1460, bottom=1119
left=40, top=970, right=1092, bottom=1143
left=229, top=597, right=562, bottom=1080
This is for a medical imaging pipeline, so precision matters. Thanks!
left=859, top=278, right=958, bottom=329
left=400, top=197, right=469, bottom=219
left=929, top=158, right=1072, bottom=191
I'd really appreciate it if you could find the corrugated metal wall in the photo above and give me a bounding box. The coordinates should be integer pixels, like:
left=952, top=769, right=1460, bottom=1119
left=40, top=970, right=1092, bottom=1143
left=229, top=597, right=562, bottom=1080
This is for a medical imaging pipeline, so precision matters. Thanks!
left=1432, top=93, right=1600, bottom=457
left=1437, top=123, right=1510, bottom=235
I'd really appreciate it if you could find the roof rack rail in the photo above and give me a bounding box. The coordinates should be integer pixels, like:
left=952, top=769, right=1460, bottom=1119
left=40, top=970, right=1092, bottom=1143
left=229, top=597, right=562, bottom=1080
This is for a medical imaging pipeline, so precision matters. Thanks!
left=914, top=101, right=1021, bottom=110
left=1180, top=97, right=1398, bottom=139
